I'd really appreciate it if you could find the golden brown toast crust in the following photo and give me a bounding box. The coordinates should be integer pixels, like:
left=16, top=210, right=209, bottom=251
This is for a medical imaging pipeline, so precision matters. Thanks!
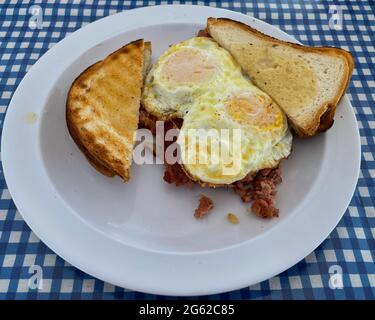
left=66, top=39, right=146, bottom=180
left=66, top=97, right=115, bottom=177
left=207, top=18, right=354, bottom=137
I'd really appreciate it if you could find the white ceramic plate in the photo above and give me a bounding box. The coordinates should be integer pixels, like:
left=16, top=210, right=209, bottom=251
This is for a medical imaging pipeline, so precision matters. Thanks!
left=2, top=5, right=360, bottom=296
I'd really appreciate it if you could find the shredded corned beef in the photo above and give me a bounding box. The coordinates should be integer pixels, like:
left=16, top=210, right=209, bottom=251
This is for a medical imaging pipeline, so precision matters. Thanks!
left=250, top=167, right=282, bottom=218
left=139, top=107, right=157, bottom=134
left=164, top=163, right=193, bottom=187
left=194, top=195, right=214, bottom=219
left=197, top=29, right=210, bottom=37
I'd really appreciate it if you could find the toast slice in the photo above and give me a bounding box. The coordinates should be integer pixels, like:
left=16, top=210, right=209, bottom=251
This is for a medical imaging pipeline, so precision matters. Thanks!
left=207, top=18, right=354, bottom=136
left=66, top=39, right=152, bottom=181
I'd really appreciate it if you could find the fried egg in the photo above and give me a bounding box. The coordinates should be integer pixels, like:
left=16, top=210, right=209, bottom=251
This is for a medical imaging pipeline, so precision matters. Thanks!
left=142, top=37, right=245, bottom=119
left=178, top=90, right=292, bottom=184
left=142, top=36, right=293, bottom=185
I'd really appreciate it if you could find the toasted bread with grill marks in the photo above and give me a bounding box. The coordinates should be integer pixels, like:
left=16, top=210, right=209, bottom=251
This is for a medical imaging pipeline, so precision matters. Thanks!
left=66, top=39, right=152, bottom=180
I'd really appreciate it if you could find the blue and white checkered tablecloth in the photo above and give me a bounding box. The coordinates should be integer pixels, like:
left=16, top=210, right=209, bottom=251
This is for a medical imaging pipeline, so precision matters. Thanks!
left=0, top=0, right=374, bottom=300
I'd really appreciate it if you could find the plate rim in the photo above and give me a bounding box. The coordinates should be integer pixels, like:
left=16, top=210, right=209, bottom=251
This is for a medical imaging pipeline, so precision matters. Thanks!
left=1, top=4, right=361, bottom=296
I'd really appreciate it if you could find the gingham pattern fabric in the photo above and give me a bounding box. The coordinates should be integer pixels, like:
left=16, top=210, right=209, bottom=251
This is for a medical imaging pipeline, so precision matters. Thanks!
left=0, top=0, right=374, bottom=300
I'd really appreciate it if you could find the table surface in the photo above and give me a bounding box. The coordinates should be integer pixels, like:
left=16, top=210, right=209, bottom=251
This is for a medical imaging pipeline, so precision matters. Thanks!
left=0, top=0, right=374, bottom=300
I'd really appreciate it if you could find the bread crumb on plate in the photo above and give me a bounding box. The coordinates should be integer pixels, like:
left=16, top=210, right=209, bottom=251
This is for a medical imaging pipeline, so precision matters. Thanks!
left=227, top=213, right=239, bottom=224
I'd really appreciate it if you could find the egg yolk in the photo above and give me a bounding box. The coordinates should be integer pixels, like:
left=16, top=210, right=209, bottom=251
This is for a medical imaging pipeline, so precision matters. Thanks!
left=160, top=48, right=216, bottom=86
left=226, top=95, right=283, bottom=130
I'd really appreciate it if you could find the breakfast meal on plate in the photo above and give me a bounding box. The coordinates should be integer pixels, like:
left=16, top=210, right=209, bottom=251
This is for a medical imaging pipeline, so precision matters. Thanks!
left=66, top=18, right=353, bottom=219
left=66, top=39, right=152, bottom=181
